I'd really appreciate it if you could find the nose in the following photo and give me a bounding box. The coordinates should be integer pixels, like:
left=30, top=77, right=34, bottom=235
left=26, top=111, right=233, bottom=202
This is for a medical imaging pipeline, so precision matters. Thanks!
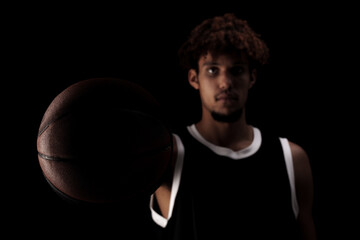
left=218, top=74, right=233, bottom=90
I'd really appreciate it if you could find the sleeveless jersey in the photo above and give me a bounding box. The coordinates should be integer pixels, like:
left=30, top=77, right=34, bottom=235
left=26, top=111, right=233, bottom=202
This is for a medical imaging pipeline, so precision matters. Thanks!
left=150, top=125, right=300, bottom=239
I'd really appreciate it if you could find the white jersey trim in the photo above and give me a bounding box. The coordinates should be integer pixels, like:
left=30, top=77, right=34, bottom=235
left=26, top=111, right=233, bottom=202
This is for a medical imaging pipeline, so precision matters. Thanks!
left=187, top=124, right=262, bottom=160
left=280, top=137, right=299, bottom=218
left=150, top=134, right=184, bottom=228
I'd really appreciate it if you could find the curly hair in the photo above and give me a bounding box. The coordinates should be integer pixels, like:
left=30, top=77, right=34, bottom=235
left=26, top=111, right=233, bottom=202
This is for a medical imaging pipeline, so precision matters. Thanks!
left=178, top=13, right=269, bottom=71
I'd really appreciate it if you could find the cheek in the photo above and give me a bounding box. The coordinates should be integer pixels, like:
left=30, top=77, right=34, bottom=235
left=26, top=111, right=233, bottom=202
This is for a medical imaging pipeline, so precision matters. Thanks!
left=236, top=78, right=253, bottom=94
left=239, top=91, right=249, bottom=104
left=198, top=81, right=217, bottom=105
left=235, top=84, right=251, bottom=105
left=199, top=84, right=213, bottom=102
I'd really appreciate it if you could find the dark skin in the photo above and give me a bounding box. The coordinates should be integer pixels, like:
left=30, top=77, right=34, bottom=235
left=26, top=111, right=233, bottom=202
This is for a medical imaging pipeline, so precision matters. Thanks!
left=155, top=52, right=316, bottom=240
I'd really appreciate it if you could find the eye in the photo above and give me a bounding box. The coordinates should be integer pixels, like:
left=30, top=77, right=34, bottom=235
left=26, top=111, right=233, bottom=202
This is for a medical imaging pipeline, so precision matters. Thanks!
left=230, top=66, right=245, bottom=76
left=207, top=67, right=219, bottom=75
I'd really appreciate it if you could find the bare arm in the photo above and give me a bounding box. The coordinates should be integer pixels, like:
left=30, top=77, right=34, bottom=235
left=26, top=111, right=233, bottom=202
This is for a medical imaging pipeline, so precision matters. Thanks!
left=290, top=141, right=317, bottom=240
left=154, top=135, right=178, bottom=219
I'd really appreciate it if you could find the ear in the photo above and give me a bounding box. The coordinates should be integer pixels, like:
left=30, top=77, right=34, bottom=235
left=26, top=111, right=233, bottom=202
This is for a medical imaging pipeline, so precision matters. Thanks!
left=188, top=69, right=199, bottom=90
left=249, top=68, right=257, bottom=89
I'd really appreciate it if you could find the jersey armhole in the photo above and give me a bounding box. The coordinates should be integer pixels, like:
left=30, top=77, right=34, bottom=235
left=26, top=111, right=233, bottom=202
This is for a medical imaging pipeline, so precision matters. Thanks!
left=279, top=137, right=300, bottom=218
left=150, top=134, right=185, bottom=228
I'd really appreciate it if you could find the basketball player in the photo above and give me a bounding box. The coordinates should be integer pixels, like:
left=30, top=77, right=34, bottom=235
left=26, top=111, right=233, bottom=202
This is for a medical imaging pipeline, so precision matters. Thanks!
left=150, top=14, right=317, bottom=239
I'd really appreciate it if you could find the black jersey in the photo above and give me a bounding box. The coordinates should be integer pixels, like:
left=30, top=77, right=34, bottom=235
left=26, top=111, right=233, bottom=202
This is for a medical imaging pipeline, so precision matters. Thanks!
left=151, top=125, right=300, bottom=239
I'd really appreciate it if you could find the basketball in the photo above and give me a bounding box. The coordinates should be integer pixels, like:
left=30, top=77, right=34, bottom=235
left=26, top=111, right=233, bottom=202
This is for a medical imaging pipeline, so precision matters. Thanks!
left=37, top=78, right=172, bottom=204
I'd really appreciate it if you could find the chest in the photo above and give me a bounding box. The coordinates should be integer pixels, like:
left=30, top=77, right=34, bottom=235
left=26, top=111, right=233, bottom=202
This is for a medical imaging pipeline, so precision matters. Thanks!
left=167, top=131, right=299, bottom=239
left=181, top=136, right=293, bottom=215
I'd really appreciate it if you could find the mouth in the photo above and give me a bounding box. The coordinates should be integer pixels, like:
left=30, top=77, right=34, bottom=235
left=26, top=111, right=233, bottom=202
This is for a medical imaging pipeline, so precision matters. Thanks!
left=215, top=93, right=238, bottom=102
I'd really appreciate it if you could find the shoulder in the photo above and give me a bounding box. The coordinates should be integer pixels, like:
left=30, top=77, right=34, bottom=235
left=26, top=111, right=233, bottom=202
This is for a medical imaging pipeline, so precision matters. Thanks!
left=288, top=141, right=314, bottom=209
left=288, top=141, right=309, bottom=162
left=288, top=141, right=312, bottom=177
left=288, top=141, right=313, bottom=183
left=287, top=143, right=317, bottom=238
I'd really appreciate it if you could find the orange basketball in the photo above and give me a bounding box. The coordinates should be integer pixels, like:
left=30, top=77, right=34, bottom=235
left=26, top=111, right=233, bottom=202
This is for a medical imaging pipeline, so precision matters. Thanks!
left=37, top=78, right=172, bottom=204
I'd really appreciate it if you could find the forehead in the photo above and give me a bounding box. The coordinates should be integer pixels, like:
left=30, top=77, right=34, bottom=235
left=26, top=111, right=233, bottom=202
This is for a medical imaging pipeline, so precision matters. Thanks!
left=199, top=51, right=249, bottom=66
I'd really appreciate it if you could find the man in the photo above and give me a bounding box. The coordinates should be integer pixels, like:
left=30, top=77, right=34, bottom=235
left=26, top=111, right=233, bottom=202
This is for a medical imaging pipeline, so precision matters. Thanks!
left=151, top=13, right=316, bottom=239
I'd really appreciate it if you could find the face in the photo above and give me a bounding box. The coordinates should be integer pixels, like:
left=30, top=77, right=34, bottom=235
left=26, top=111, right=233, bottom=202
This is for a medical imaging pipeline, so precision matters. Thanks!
left=188, top=52, right=256, bottom=121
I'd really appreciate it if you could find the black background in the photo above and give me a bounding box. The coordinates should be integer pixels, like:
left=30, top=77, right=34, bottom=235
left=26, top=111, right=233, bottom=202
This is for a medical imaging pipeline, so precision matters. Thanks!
left=4, top=3, right=357, bottom=239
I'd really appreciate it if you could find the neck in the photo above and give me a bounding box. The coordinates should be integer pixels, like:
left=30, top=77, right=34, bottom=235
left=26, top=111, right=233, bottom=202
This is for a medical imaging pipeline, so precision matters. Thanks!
left=195, top=108, right=253, bottom=151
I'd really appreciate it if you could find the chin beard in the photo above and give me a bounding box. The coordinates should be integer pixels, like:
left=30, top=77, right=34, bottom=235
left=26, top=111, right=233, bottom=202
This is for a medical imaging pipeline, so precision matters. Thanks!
left=211, top=108, right=243, bottom=123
